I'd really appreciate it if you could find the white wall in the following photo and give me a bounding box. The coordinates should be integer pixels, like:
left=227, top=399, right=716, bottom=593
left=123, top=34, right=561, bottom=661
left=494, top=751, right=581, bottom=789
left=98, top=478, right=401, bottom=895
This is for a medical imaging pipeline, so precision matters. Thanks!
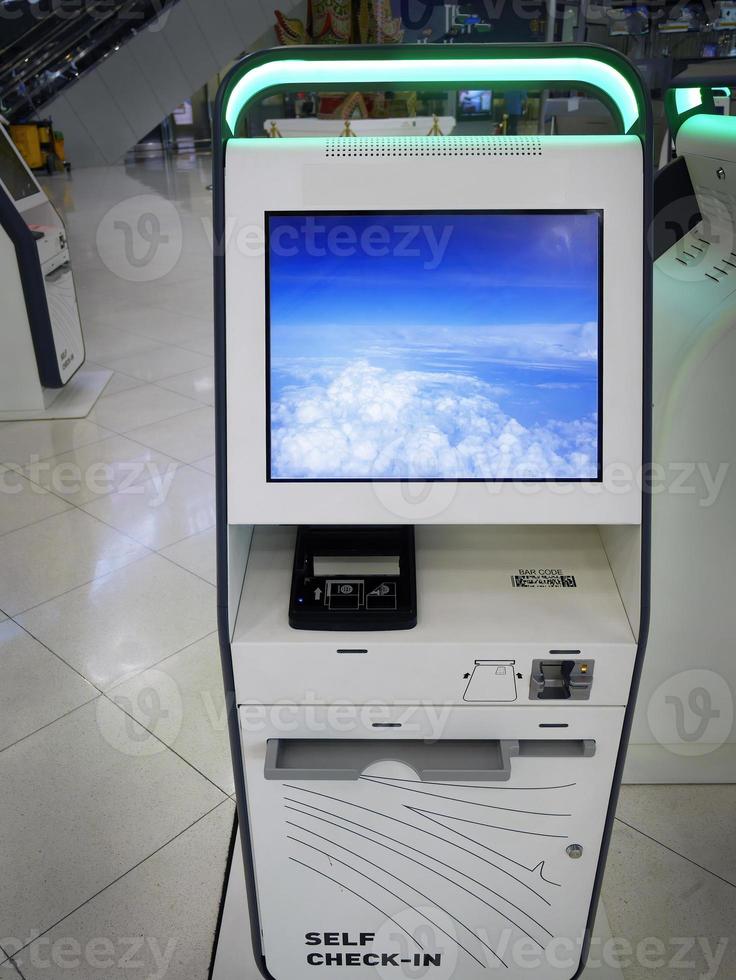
left=41, top=0, right=303, bottom=167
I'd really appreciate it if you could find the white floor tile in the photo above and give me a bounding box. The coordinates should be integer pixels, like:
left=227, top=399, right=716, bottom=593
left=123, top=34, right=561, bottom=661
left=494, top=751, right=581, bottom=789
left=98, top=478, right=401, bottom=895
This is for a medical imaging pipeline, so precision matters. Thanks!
left=0, top=699, right=225, bottom=944
left=126, top=406, right=214, bottom=463
left=17, top=553, right=215, bottom=689
left=107, top=306, right=212, bottom=347
left=108, top=633, right=232, bottom=792
left=81, top=465, right=214, bottom=550
left=99, top=371, right=144, bottom=396
left=78, top=277, right=177, bottom=314
left=16, top=800, right=234, bottom=980
left=602, top=820, right=736, bottom=978
left=0, top=510, right=148, bottom=616
left=88, top=384, right=200, bottom=433
left=161, top=527, right=216, bottom=584
left=616, top=784, right=736, bottom=885
left=102, top=346, right=212, bottom=384
left=82, top=327, right=164, bottom=364
left=0, top=465, right=70, bottom=535
left=157, top=364, right=214, bottom=404
left=24, top=434, right=179, bottom=506
left=0, top=621, right=97, bottom=751
left=151, top=277, right=213, bottom=319
left=192, top=454, right=216, bottom=475
left=0, top=418, right=113, bottom=467
left=76, top=288, right=152, bottom=323
left=176, top=331, right=214, bottom=356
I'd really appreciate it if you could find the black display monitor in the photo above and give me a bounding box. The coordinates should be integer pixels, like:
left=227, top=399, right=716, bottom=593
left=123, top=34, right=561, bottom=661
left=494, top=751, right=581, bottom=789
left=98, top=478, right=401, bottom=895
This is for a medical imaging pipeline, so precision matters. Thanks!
left=0, top=131, right=41, bottom=203
left=457, top=89, right=493, bottom=119
left=266, top=209, right=603, bottom=483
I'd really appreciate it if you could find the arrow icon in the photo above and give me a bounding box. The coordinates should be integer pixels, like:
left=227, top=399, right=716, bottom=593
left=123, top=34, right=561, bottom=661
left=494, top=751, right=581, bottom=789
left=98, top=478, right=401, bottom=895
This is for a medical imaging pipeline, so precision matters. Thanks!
left=314, top=587, right=322, bottom=601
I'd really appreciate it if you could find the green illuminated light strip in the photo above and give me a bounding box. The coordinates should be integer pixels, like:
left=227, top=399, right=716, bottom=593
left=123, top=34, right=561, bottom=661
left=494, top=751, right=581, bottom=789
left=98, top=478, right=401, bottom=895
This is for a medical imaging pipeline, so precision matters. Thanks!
left=680, top=113, right=736, bottom=138
left=225, top=56, right=641, bottom=135
left=675, top=87, right=702, bottom=115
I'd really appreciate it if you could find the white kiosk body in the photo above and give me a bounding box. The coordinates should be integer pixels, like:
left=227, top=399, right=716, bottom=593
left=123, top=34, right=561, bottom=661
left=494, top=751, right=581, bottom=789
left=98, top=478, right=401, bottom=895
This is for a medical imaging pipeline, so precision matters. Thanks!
left=634, top=106, right=736, bottom=778
left=215, top=46, right=651, bottom=980
left=0, top=124, right=85, bottom=413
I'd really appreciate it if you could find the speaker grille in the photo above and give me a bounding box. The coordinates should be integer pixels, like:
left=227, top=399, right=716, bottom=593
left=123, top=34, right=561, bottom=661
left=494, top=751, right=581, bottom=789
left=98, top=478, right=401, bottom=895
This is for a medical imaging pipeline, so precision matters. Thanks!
left=324, top=136, right=543, bottom=158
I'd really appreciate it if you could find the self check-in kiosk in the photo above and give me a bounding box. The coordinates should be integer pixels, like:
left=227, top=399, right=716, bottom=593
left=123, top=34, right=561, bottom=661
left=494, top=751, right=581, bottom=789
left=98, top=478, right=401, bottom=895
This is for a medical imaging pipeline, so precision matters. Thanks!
left=632, top=70, right=736, bottom=778
left=213, top=45, right=652, bottom=980
left=0, top=123, right=89, bottom=419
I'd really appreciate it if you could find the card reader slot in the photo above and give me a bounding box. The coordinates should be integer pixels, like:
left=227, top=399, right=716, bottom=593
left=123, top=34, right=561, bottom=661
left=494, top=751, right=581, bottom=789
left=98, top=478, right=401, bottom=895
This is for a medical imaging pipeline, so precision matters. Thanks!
left=519, top=739, right=596, bottom=758
left=313, top=555, right=400, bottom=576
left=44, top=262, right=70, bottom=282
left=264, top=737, right=595, bottom=782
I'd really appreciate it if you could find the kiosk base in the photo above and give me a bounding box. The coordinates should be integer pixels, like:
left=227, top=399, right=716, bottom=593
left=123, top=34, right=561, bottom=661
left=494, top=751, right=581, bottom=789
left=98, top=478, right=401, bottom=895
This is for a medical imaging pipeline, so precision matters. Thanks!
left=210, top=822, right=624, bottom=980
left=0, top=367, right=111, bottom=421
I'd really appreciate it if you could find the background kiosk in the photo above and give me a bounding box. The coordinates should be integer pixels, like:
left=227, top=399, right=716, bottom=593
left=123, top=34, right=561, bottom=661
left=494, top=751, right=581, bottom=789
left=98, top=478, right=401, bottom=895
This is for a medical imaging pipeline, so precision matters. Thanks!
left=0, top=123, right=109, bottom=420
left=213, top=46, right=652, bottom=980
left=631, top=69, right=736, bottom=781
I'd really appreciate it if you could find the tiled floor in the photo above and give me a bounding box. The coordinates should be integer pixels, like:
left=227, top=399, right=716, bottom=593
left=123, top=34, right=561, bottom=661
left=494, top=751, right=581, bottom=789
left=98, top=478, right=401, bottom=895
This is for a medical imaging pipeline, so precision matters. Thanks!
left=0, top=155, right=232, bottom=980
left=0, top=155, right=734, bottom=980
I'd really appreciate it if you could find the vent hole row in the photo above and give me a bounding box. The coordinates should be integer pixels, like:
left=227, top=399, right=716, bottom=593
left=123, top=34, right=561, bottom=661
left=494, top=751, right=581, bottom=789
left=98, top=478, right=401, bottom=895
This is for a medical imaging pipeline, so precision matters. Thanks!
left=324, top=136, right=543, bottom=158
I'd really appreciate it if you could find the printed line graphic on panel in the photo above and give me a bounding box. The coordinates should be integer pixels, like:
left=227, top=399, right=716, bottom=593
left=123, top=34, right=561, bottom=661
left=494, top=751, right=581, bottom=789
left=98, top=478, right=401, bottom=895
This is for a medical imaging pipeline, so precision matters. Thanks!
left=286, top=816, right=551, bottom=945
left=359, top=775, right=573, bottom=817
left=289, top=835, right=501, bottom=968
left=283, top=785, right=560, bottom=899
left=290, top=858, right=425, bottom=950
left=284, top=799, right=553, bottom=907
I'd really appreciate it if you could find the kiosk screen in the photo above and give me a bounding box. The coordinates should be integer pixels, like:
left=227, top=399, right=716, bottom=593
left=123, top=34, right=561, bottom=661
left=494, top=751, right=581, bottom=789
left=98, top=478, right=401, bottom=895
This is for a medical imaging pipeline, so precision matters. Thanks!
left=267, top=210, right=602, bottom=482
left=0, top=133, right=40, bottom=202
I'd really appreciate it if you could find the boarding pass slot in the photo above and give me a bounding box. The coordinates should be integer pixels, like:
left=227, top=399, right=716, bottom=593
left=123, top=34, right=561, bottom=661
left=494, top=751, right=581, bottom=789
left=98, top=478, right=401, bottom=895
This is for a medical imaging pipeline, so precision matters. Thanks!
left=312, top=555, right=400, bottom=576
left=45, top=261, right=70, bottom=282
left=264, top=737, right=596, bottom=782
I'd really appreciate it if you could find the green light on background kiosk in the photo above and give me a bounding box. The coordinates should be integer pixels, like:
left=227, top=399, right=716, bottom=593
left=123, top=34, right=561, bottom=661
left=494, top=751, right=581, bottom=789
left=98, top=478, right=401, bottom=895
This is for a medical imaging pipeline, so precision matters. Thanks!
left=675, top=88, right=703, bottom=115
left=224, top=55, right=642, bottom=136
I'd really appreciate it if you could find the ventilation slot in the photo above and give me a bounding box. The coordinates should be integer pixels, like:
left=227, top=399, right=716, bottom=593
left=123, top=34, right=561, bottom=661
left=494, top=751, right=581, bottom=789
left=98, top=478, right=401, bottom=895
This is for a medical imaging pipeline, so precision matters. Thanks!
left=325, top=136, right=543, bottom=158
left=706, top=264, right=731, bottom=283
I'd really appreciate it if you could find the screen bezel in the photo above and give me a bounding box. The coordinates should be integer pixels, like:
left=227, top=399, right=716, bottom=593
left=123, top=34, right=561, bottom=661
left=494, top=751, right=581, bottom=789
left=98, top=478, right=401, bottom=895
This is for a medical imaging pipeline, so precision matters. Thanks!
left=264, top=208, right=604, bottom=485
left=457, top=89, right=494, bottom=119
left=0, top=127, right=45, bottom=210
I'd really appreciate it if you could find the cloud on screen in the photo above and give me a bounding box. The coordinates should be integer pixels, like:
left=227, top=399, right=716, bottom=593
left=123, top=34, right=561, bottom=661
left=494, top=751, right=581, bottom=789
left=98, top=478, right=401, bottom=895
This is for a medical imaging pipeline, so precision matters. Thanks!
left=270, top=361, right=598, bottom=480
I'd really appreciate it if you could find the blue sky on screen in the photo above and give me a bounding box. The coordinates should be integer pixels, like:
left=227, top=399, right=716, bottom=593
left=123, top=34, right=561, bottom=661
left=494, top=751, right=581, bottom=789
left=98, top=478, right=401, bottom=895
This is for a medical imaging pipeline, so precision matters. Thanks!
left=268, top=212, right=600, bottom=480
